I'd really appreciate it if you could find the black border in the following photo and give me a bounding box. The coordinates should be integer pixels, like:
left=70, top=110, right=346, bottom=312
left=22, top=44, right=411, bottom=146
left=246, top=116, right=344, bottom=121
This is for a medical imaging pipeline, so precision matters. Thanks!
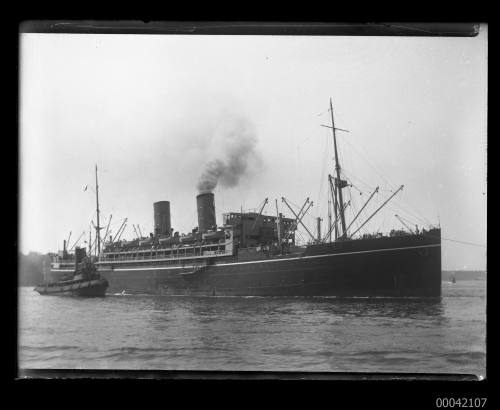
left=12, top=18, right=491, bottom=407
left=19, top=21, right=479, bottom=36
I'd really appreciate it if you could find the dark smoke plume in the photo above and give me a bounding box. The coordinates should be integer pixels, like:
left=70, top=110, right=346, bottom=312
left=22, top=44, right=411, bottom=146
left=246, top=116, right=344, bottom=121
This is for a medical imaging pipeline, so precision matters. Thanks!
left=197, top=117, right=260, bottom=193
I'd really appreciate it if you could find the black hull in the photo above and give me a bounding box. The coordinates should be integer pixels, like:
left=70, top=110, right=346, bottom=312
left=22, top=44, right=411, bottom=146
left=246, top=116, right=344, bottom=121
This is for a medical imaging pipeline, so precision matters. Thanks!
left=34, top=279, right=109, bottom=297
left=92, top=232, right=441, bottom=297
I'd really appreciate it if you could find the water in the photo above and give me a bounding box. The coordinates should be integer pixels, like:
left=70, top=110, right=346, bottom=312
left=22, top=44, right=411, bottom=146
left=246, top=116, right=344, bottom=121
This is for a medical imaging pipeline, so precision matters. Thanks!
left=18, top=279, right=486, bottom=376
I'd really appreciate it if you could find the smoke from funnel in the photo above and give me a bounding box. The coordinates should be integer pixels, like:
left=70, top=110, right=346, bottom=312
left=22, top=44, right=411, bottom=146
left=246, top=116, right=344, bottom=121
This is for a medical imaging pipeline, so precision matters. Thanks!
left=197, top=117, right=260, bottom=193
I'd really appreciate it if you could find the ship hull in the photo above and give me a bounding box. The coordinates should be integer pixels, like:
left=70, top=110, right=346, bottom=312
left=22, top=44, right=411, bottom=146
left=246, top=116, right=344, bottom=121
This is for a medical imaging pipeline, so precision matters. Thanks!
left=89, top=233, right=441, bottom=297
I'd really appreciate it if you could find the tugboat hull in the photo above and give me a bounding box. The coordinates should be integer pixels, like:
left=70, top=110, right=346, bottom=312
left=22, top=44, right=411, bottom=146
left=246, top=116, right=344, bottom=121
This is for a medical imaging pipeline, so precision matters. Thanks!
left=34, top=278, right=109, bottom=297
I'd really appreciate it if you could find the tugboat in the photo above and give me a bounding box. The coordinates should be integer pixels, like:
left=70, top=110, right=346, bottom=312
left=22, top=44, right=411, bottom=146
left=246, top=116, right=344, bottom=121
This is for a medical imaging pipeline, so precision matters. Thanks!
left=35, top=247, right=108, bottom=297
left=36, top=164, right=109, bottom=297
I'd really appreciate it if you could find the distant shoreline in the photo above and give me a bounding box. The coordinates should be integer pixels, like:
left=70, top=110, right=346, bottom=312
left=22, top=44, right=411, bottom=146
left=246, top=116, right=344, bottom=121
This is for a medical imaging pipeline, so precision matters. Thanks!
left=442, top=270, right=486, bottom=281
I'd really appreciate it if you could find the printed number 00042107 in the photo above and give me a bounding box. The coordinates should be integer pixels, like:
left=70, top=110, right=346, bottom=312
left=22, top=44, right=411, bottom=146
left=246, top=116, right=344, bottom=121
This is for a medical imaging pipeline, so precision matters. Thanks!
left=436, top=398, right=487, bottom=408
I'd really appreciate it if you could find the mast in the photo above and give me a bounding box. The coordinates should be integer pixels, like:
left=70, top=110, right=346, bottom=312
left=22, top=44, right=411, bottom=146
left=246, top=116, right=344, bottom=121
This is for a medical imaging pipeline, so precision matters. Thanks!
left=95, top=164, right=101, bottom=255
left=327, top=196, right=332, bottom=243
left=329, top=98, right=347, bottom=237
left=328, top=174, right=339, bottom=240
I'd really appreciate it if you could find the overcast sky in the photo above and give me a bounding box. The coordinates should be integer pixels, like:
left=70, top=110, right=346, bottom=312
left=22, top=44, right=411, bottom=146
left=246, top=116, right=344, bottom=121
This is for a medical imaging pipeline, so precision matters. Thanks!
left=20, top=27, right=487, bottom=270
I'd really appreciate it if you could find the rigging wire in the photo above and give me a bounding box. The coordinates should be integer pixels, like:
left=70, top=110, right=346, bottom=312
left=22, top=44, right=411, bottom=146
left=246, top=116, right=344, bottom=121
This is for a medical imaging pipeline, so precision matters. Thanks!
left=394, top=213, right=420, bottom=228
left=392, top=195, right=431, bottom=225
left=296, top=147, right=304, bottom=195
left=337, top=130, right=433, bottom=225
left=362, top=190, right=381, bottom=236
left=339, top=131, right=397, bottom=191
left=315, top=130, right=330, bottom=219
left=440, top=237, right=486, bottom=248
left=396, top=192, right=433, bottom=226
left=357, top=189, right=382, bottom=236
left=342, top=169, right=376, bottom=192
left=377, top=211, right=389, bottom=233
left=387, top=203, right=428, bottom=226
left=347, top=187, right=366, bottom=236
left=282, top=197, right=316, bottom=236
left=345, top=168, right=430, bottom=227
left=296, top=229, right=306, bottom=245
left=346, top=179, right=365, bottom=196
left=347, top=189, right=357, bottom=235
left=346, top=186, right=355, bottom=226
left=286, top=197, right=303, bottom=210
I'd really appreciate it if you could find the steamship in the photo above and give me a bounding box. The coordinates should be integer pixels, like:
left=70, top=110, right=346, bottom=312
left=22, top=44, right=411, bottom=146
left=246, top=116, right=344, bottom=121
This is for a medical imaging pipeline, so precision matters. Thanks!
left=49, top=100, right=441, bottom=297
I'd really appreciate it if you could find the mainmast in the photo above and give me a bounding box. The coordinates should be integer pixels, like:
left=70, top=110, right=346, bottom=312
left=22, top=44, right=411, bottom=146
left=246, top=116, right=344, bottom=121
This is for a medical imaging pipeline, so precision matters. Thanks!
left=329, top=98, right=347, bottom=237
left=95, top=164, right=101, bottom=255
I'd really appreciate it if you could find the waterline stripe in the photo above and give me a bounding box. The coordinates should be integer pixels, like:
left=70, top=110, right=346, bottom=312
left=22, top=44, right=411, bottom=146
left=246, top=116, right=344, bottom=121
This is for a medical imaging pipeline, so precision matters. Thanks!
left=215, top=244, right=440, bottom=267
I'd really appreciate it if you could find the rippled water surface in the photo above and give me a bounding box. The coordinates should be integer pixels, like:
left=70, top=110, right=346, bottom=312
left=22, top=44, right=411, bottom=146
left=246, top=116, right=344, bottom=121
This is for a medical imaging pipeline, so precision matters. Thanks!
left=18, top=279, right=486, bottom=375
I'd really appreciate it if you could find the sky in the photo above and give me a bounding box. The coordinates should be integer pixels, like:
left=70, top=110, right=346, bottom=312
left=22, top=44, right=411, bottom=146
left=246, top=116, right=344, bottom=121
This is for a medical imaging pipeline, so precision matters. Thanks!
left=20, top=27, right=487, bottom=270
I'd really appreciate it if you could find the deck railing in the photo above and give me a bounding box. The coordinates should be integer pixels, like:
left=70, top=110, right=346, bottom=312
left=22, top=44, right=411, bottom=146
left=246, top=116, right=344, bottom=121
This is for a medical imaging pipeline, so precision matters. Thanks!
left=98, top=246, right=231, bottom=263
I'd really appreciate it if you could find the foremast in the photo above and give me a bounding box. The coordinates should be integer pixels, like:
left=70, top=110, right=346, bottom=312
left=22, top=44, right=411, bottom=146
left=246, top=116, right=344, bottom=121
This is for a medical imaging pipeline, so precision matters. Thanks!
left=95, top=164, right=101, bottom=255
